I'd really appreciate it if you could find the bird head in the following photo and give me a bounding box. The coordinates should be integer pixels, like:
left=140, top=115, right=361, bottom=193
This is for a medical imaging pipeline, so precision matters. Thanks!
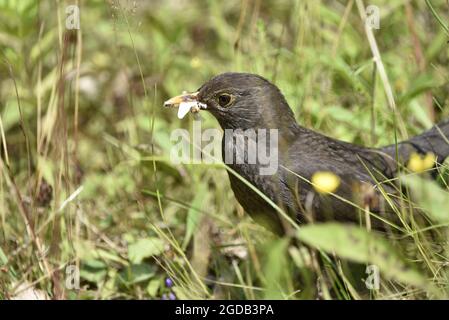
left=164, top=72, right=298, bottom=131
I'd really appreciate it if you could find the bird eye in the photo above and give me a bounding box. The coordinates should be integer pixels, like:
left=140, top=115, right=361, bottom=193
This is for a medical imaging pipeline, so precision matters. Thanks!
left=218, top=94, right=232, bottom=107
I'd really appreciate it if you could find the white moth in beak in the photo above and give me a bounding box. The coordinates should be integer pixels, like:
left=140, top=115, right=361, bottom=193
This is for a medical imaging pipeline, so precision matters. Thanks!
left=164, top=91, right=206, bottom=119
left=177, top=101, right=198, bottom=119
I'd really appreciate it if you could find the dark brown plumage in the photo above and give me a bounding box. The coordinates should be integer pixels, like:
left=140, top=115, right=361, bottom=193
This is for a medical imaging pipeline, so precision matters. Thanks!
left=165, top=72, right=449, bottom=233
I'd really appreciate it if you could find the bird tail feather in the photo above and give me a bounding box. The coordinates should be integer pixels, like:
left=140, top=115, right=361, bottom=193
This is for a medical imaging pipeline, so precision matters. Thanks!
left=382, top=119, right=449, bottom=164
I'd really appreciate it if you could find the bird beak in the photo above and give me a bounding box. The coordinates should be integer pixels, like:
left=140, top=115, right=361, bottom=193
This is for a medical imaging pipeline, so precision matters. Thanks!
left=163, top=91, right=199, bottom=108
left=163, top=91, right=205, bottom=119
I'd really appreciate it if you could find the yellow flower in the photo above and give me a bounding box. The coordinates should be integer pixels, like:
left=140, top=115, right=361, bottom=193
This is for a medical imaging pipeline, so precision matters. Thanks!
left=311, top=171, right=341, bottom=194
left=407, top=152, right=436, bottom=173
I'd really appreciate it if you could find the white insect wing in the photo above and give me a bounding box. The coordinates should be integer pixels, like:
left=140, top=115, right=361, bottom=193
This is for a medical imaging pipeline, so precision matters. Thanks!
left=177, top=101, right=197, bottom=119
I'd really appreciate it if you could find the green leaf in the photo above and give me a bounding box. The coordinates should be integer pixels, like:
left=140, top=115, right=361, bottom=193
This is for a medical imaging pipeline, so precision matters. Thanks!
left=118, top=264, right=156, bottom=285
left=263, top=238, right=290, bottom=299
left=75, top=240, right=127, bottom=266
left=146, top=279, right=160, bottom=297
left=297, top=223, right=431, bottom=292
left=80, top=259, right=108, bottom=284
left=401, top=175, right=449, bottom=223
left=128, top=237, right=165, bottom=264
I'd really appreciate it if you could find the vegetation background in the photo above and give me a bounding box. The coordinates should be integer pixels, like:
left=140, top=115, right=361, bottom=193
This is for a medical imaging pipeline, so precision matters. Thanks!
left=0, top=0, right=449, bottom=299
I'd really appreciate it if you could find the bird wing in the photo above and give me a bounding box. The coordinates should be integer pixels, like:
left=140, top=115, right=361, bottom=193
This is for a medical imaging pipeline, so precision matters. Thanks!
left=280, top=134, right=400, bottom=226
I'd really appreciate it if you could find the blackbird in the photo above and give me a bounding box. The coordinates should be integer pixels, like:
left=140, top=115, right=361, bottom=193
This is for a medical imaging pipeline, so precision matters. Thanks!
left=164, top=72, right=449, bottom=233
